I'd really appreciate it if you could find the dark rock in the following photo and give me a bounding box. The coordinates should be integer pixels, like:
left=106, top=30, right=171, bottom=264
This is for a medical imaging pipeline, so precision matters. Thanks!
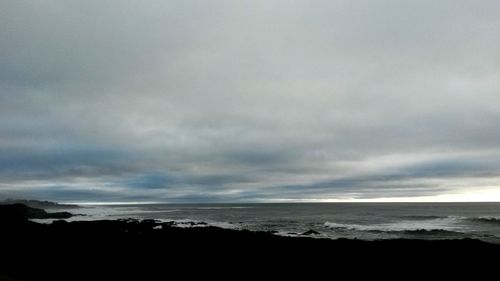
left=1, top=204, right=500, bottom=280
left=302, top=229, right=320, bottom=235
left=0, top=204, right=73, bottom=222
left=161, top=221, right=175, bottom=227
left=0, top=199, right=79, bottom=209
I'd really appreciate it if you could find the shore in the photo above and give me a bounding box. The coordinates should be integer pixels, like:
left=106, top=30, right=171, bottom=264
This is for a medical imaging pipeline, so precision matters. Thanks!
left=1, top=204, right=500, bottom=280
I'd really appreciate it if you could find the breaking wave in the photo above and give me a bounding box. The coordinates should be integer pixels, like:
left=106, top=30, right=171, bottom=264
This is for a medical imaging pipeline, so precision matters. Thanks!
left=195, top=206, right=253, bottom=210
left=399, top=215, right=445, bottom=220
left=468, top=217, right=500, bottom=224
left=324, top=216, right=464, bottom=234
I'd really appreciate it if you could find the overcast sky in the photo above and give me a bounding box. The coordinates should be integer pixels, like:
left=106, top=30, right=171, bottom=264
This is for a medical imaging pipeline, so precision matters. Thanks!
left=1, top=0, right=500, bottom=203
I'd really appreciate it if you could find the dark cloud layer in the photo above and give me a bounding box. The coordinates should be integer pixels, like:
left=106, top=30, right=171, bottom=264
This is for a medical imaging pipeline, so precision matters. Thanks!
left=1, top=1, right=500, bottom=202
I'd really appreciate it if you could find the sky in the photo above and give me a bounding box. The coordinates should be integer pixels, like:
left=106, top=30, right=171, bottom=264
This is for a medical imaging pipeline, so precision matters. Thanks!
left=1, top=0, right=500, bottom=203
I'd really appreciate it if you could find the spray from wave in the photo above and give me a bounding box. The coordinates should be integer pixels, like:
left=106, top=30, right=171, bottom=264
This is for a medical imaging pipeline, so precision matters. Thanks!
left=324, top=216, right=464, bottom=234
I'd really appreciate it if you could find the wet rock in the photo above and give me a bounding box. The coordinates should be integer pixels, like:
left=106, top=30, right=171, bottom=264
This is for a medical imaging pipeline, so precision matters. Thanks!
left=302, top=229, right=320, bottom=235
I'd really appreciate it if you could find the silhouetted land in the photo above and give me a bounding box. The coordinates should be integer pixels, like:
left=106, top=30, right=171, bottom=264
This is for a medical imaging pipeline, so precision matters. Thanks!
left=0, top=199, right=79, bottom=209
left=1, top=204, right=499, bottom=280
left=0, top=203, right=73, bottom=222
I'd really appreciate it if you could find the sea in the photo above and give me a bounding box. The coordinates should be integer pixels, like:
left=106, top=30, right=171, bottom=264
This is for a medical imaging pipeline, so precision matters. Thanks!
left=38, top=203, right=500, bottom=244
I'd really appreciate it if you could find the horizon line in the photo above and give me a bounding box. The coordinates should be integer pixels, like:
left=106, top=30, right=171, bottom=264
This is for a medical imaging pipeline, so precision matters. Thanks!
left=62, top=200, right=500, bottom=205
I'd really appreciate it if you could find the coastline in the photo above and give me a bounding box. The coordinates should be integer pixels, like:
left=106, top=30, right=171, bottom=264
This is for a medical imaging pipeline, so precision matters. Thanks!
left=1, top=204, right=500, bottom=280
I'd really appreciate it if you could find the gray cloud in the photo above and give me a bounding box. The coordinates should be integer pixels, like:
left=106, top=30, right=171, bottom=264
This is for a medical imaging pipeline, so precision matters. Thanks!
left=1, top=1, right=500, bottom=202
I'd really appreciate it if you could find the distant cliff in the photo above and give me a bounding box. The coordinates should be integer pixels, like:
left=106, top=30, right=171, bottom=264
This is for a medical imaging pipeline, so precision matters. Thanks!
left=0, top=203, right=73, bottom=222
left=0, top=199, right=78, bottom=209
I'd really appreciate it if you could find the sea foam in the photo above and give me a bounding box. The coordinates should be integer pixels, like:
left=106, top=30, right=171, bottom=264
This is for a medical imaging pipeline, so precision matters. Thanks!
left=324, top=216, right=464, bottom=232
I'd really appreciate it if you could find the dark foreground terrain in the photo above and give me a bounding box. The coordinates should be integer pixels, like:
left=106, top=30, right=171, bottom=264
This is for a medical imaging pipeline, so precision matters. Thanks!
left=1, top=204, right=499, bottom=280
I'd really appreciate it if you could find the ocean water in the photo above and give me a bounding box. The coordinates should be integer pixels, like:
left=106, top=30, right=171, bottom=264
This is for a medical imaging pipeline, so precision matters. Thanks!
left=46, top=203, right=500, bottom=243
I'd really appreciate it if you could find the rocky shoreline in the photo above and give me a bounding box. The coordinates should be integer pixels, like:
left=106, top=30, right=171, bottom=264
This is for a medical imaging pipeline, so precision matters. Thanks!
left=1, top=204, right=499, bottom=280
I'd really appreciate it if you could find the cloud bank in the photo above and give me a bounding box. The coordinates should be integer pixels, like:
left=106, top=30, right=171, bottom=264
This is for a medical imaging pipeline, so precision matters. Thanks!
left=1, top=0, right=500, bottom=202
